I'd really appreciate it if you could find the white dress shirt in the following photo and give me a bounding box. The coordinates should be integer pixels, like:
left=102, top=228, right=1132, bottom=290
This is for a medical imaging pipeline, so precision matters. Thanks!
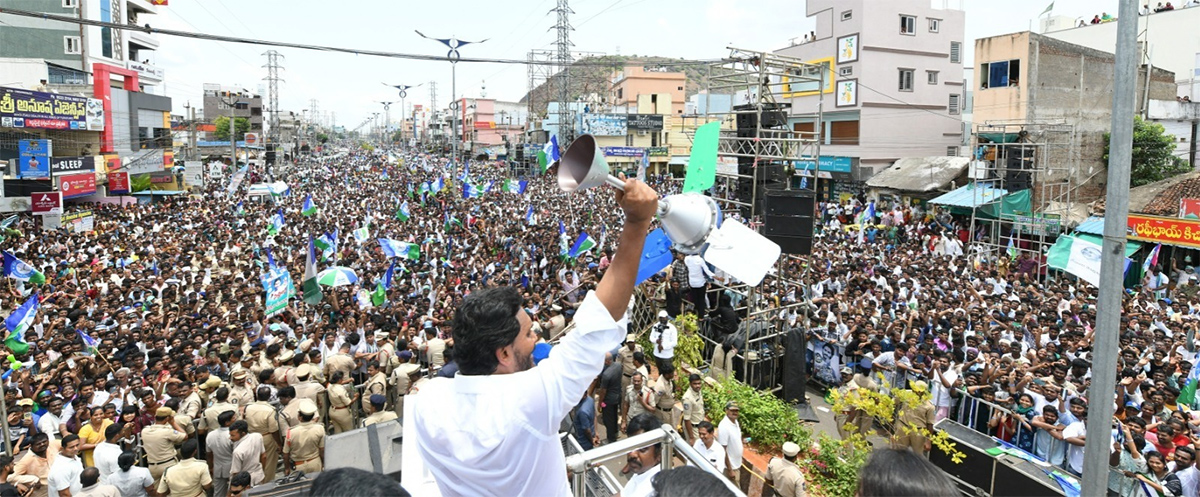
left=693, top=439, right=727, bottom=473
left=717, top=416, right=744, bottom=470
left=107, top=467, right=154, bottom=497
left=48, top=453, right=84, bottom=496
left=412, top=291, right=623, bottom=497
left=621, top=466, right=661, bottom=497
left=649, top=322, right=678, bottom=360
left=684, top=255, right=712, bottom=288
left=93, top=441, right=124, bottom=482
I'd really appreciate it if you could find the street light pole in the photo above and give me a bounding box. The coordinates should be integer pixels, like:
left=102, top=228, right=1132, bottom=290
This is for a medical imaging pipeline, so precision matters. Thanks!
left=415, top=30, right=489, bottom=178
left=219, top=92, right=247, bottom=166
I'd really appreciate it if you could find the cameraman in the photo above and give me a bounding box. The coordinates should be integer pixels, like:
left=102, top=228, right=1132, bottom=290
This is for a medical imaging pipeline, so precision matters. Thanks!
left=649, top=311, right=677, bottom=372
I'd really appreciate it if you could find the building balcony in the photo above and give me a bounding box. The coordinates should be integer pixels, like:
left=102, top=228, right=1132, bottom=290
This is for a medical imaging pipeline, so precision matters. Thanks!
left=128, top=30, right=161, bottom=51
left=125, top=0, right=159, bottom=15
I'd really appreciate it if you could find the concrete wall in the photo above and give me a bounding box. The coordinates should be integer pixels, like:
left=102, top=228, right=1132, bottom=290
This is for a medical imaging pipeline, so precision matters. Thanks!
left=0, top=0, right=83, bottom=70
left=610, top=66, right=686, bottom=116
left=1045, top=7, right=1200, bottom=95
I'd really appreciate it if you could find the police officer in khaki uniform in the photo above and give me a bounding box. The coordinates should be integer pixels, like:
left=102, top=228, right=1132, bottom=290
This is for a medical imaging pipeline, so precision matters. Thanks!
left=283, top=400, right=325, bottom=475
left=892, top=381, right=936, bottom=456
left=617, top=334, right=644, bottom=394
left=291, top=364, right=326, bottom=409
left=326, top=371, right=356, bottom=434
left=621, top=371, right=653, bottom=432
left=362, top=394, right=398, bottom=427
left=391, top=362, right=419, bottom=419
left=142, top=406, right=187, bottom=484
left=157, top=439, right=212, bottom=497
left=200, top=387, right=239, bottom=435
left=652, top=364, right=677, bottom=427
left=179, top=382, right=203, bottom=420
left=228, top=370, right=255, bottom=412
left=765, top=442, right=807, bottom=497
left=244, top=386, right=282, bottom=482
left=324, top=343, right=356, bottom=383
left=363, top=361, right=387, bottom=400
left=680, top=373, right=706, bottom=445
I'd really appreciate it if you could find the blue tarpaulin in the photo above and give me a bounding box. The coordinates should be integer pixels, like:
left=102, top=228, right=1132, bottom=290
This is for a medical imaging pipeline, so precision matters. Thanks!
left=929, top=183, right=1009, bottom=208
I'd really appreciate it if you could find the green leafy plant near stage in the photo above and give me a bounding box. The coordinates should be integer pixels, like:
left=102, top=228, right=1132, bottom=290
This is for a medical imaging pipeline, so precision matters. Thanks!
left=702, top=375, right=812, bottom=451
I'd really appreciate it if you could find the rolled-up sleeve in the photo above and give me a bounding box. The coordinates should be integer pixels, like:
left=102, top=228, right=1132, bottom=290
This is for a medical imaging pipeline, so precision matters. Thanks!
left=536, top=291, right=623, bottom=432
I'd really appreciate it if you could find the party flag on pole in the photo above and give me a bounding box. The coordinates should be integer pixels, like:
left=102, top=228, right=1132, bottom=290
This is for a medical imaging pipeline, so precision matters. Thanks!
left=301, top=194, right=318, bottom=216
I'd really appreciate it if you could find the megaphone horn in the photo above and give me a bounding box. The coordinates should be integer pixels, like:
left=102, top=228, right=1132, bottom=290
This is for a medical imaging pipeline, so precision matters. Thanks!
left=557, top=134, right=629, bottom=192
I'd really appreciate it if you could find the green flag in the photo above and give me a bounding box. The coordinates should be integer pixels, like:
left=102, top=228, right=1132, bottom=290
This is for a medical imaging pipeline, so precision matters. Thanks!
left=371, top=282, right=386, bottom=307
left=1041, top=1, right=1053, bottom=15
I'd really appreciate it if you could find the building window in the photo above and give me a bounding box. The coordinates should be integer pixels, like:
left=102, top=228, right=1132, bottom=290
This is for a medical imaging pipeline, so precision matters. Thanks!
left=100, top=0, right=112, bottom=58
left=63, top=36, right=81, bottom=55
left=626, top=134, right=633, bottom=146
left=898, top=69, right=914, bottom=91
left=841, top=10, right=853, bottom=21
left=62, top=0, right=78, bottom=7
left=900, top=15, right=916, bottom=35
left=839, top=66, right=853, bottom=77
left=677, top=86, right=683, bottom=91
left=980, top=59, right=1021, bottom=89
left=949, top=94, right=960, bottom=114
left=950, top=42, right=962, bottom=64
left=616, top=88, right=623, bottom=100
left=927, top=71, right=939, bottom=85
left=947, top=146, right=958, bottom=157
left=929, top=18, right=941, bottom=33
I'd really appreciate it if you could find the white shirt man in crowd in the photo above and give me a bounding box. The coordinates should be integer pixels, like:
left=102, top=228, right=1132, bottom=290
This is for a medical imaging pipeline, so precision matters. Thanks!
left=410, top=179, right=658, bottom=496
left=48, top=434, right=84, bottom=497
left=717, top=402, right=744, bottom=485
left=692, top=421, right=727, bottom=473
left=648, top=310, right=677, bottom=372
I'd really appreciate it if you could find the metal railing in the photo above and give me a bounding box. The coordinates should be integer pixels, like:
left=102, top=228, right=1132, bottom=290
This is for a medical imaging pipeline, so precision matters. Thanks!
left=564, top=424, right=745, bottom=497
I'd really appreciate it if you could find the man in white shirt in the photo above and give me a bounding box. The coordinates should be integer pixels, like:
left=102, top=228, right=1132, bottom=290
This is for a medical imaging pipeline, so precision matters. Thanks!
left=38, top=398, right=66, bottom=441
left=229, top=420, right=265, bottom=486
left=692, top=421, right=727, bottom=473
left=648, top=310, right=678, bottom=372
left=92, top=425, right=124, bottom=484
left=48, top=434, right=84, bottom=497
left=717, top=402, right=744, bottom=485
left=684, top=253, right=712, bottom=312
left=410, top=179, right=659, bottom=497
left=621, top=413, right=663, bottom=497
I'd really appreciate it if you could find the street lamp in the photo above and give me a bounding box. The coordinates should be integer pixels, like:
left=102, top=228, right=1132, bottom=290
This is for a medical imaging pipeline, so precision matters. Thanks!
left=415, top=30, right=489, bottom=177
left=383, top=82, right=425, bottom=150
left=378, top=101, right=394, bottom=145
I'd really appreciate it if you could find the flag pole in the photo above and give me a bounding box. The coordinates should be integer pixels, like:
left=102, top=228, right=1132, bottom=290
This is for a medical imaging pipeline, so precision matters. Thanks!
left=0, top=378, right=11, bottom=455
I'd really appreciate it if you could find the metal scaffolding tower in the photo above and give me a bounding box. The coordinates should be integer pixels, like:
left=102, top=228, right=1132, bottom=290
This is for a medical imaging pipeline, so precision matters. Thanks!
left=263, top=50, right=285, bottom=143
left=969, top=121, right=1076, bottom=280
left=526, top=49, right=556, bottom=121
left=695, top=47, right=825, bottom=392
left=552, top=0, right=574, bottom=144
left=309, top=99, right=319, bottom=129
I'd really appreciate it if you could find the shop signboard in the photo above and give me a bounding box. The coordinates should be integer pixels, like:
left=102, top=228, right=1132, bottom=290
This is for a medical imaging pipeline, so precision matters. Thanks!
left=0, top=86, right=91, bottom=130
left=59, top=172, right=97, bottom=199
left=1127, top=214, right=1200, bottom=249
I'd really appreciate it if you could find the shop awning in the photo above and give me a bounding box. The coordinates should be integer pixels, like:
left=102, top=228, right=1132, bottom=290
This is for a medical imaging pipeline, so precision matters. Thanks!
left=1074, top=217, right=1106, bottom=235
left=929, top=183, right=1008, bottom=208
left=977, top=133, right=1025, bottom=144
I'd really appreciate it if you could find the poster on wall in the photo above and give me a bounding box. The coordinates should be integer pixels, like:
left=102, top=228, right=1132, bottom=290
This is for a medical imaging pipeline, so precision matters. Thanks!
left=837, top=33, right=860, bottom=63
left=580, top=114, right=628, bottom=136
left=108, top=171, right=131, bottom=194
left=18, top=139, right=51, bottom=179
left=836, top=79, right=858, bottom=107
left=1181, top=198, right=1200, bottom=219
left=62, top=210, right=94, bottom=233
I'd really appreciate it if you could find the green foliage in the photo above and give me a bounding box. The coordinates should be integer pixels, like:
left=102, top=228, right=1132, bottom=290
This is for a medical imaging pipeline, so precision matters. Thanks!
left=213, top=116, right=250, bottom=141
left=130, top=174, right=153, bottom=193
left=360, top=142, right=375, bottom=151
left=802, top=432, right=872, bottom=497
left=315, top=133, right=330, bottom=143
left=702, top=375, right=812, bottom=451
left=1105, top=116, right=1190, bottom=187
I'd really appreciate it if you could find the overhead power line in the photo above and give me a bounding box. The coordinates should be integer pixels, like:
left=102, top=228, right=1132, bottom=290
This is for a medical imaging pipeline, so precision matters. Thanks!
left=0, top=7, right=720, bottom=68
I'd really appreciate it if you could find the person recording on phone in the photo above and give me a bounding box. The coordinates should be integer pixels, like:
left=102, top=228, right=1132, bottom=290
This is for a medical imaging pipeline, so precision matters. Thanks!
left=411, top=178, right=660, bottom=497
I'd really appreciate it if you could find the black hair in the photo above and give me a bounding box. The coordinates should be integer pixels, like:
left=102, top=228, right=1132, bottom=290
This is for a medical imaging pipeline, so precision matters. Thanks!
left=105, top=423, right=122, bottom=441
left=697, top=420, right=715, bottom=433
left=230, top=420, right=249, bottom=434
left=452, top=286, right=524, bottom=375
left=215, top=387, right=229, bottom=402
left=256, top=386, right=272, bottom=402
left=62, top=434, right=80, bottom=446
left=309, top=468, right=412, bottom=497
left=180, top=439, right=198, bottom=459
left=278, top=386, right=296, bottom=400
left=857, top=449, right=957, bottom=497
left=219, top=410, right=236, bottom=427
left=80, top=467, right=100, bottom=487
left=651, top=466, right=734, bottom=497
left=231, top=471, right=252, bottom=488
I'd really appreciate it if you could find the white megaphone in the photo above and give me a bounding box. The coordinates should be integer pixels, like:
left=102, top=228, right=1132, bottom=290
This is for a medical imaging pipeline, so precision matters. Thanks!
left=558, top=134, right=720, bottom=254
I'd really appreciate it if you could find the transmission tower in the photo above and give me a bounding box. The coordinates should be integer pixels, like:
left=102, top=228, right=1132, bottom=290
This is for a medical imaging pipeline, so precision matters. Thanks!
left=309, top=99, right=320, bottom=128
left=262, top=50, right=285, bottom=143
left=552, top=0, right=574, bottom=144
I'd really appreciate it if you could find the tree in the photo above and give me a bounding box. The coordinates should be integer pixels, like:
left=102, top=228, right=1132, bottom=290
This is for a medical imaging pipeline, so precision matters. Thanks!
left=213, top=116, right=251, bottom=141
left=1105, top=116, right=1190, bottom=187
left=315, top=133, right=329, bottom=144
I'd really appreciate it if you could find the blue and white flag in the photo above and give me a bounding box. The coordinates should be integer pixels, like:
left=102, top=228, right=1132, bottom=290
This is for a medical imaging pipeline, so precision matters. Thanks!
left=352, top=227, right=370, bottom=244
left=4, top=294, right=39, bottom=339
left=383, top=260, right=397, bottom=289
left=2, top=252, right=45, bottom=284
left=525, top=205, right=534, bottom=224
left=462, top=182, right=481, bottom=199
left=378, top=238, right=421, bottom=260
left=569, top=232, right=598, bottom=258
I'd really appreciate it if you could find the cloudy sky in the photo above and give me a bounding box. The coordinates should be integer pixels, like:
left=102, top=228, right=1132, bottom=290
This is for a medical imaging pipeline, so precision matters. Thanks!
left=147, top=0, right=1122, bottom=126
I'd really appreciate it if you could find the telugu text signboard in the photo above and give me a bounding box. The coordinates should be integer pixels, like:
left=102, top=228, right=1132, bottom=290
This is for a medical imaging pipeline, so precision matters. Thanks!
left=0, top=86, right=93, bottom=130
left=31, top=192, right=62, bottom=215
left=626, top=114, right=664, bottom=131
left=580, top=114, right=627, bottom=136
left=603, top=146, right=645, bottom=157
left=1127, top=214, right=1200, bottom=249
left=59, top=172, right=97, bottom=199
left=108, top=171, right=130, bottom=194
left=62, top=210, right=94, bottom=233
